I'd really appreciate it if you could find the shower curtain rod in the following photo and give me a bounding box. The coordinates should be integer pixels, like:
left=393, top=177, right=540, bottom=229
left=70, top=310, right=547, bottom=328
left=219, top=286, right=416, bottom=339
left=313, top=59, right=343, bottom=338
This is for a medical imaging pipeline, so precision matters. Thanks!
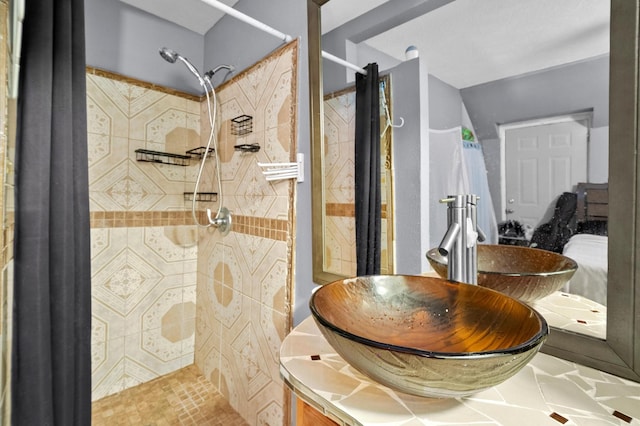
left=200, top=0, right=293, bottom=43
left=322, top=51, right=367, bottom=75
left=200, top=0, right=367, bottom=76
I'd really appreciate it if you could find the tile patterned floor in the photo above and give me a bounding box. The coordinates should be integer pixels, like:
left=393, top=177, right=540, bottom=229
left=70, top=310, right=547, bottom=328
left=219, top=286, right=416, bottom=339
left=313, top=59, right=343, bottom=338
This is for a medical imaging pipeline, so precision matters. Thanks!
left=92, top=364, right=248, bottom=426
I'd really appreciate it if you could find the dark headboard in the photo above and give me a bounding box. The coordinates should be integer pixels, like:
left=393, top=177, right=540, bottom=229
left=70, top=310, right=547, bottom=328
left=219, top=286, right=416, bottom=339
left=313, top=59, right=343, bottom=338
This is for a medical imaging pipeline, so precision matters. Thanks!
left=576, top=182, right=608, bottom=223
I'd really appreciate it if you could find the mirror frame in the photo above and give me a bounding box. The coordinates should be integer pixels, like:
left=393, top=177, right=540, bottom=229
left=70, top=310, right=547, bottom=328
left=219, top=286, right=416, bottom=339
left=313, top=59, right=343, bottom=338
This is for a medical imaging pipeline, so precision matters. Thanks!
left=308, top=0, right=346, bottom=285
left=308, top=0, right=640, bottom=381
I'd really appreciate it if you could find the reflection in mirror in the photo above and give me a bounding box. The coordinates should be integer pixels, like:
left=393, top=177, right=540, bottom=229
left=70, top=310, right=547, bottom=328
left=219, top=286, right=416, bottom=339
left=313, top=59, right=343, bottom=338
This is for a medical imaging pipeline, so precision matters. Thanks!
left=309, top=0, right=639, bottom=381
left=322, top=75, right=394, bottom=276
left=404, top=3, right=608, bottom=339
left=320, top=0, right=609, bottom=331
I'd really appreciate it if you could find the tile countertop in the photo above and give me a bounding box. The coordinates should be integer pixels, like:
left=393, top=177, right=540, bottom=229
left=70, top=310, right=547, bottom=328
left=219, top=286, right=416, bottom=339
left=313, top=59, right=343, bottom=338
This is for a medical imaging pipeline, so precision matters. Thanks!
left=280, top=316, right=640, bottom=426
left=531, top=291, right=606, bottom=340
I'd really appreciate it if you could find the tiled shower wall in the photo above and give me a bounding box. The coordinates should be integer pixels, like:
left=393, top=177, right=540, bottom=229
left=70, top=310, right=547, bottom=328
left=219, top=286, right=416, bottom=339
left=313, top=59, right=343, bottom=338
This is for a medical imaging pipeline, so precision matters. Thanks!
left=88, top=39, right=299, bottom=425
left=323, top=83, right=393, bottom=277
left=87, top=68, right=203, bottom=400
left=323, top=89, right=358, bottom=276
left=194, top=41, right=298, bottom=426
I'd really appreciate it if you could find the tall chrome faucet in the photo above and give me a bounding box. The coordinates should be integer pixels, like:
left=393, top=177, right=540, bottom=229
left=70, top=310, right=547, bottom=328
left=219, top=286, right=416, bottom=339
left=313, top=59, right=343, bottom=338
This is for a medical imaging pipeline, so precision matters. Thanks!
left=436, top=194, right=485, bottom=285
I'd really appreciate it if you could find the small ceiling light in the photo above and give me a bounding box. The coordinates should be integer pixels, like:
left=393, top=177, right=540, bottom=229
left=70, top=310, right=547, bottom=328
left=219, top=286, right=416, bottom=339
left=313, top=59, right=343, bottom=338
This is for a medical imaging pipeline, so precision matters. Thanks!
left=405, top=45, right=419, bottom=60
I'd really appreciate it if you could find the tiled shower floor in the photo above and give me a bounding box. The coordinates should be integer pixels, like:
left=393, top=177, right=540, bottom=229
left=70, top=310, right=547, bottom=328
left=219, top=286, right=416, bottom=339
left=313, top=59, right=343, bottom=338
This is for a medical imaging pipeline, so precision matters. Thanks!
left=91, top=364, right=248, bottom=425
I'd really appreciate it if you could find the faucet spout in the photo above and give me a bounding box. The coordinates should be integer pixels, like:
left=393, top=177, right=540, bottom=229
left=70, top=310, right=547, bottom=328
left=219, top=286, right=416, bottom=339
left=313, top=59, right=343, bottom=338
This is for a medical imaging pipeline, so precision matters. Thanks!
left=438, top=222, right=461, bottom=256
left=432, top=194, right=480, bottom=285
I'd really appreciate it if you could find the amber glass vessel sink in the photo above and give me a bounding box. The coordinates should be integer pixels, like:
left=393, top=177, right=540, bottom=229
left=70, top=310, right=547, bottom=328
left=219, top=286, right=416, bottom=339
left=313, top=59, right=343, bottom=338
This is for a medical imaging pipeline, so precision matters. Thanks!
left=310, top=275, right=548, bottom=398
left=427, top=245, right=578, bottom=303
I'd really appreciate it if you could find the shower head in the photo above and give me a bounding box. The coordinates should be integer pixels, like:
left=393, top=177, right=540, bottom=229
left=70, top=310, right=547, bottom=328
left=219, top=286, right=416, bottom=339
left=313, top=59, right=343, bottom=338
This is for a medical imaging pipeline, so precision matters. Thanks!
left=159, top=47, right=178, bottom=64
left=159, top=47, right=205, bottom=86
left=204, top=65, right=235, bottom=80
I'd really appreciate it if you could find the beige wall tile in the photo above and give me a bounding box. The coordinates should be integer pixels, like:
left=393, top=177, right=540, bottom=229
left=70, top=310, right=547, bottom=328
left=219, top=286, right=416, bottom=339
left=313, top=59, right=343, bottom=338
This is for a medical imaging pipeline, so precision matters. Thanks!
left=86, top=74, right=130, bottom=138
left=129, top=91, right=187, bottom=143
left=91, top=336, right=126, bottom=400
left=195, top=40, right=297, bottom=425
left=252, top=299, right=288, bottom=380
left=250, top=383, right=287, bottom=426
left=125, top=329, right=184, bottom=380
left=88, top=72, right=202, bottom=398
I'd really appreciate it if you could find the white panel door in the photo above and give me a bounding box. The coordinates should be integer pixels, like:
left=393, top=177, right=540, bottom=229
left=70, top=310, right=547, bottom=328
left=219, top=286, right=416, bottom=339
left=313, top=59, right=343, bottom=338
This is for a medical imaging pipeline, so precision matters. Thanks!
left=505, top=120, right=588, bottom=228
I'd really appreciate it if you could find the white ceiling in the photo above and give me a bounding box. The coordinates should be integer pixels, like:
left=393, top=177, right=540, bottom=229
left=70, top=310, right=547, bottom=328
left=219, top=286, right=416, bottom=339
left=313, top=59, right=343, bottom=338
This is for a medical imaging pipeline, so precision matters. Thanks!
left=119, top=0, right=371, bottom=35
left=363, top=0, right=610, bottom=88
left=320, top=0, right=389, bottom=34
left=119, top=0, right=374, bottom=35
left=119, top=0, right=239, bottom=35
left=120, top=0, right=610, bottom=88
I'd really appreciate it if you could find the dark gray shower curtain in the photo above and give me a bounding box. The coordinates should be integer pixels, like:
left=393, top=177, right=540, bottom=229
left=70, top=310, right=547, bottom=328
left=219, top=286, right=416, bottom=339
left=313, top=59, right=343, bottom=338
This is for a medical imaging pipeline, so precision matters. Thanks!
left=355, top=63, right=381, bottom=276
left=12, top=0, right=91, bottom=424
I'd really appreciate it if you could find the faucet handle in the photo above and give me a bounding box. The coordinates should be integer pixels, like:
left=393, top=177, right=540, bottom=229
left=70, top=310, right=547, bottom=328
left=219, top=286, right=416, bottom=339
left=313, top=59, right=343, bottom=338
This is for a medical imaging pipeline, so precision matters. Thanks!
left=440, top=194, right=480, bottom=206
left=465, top=218, right=479, bottom=248
left=476, top=226, right=487, bottom=243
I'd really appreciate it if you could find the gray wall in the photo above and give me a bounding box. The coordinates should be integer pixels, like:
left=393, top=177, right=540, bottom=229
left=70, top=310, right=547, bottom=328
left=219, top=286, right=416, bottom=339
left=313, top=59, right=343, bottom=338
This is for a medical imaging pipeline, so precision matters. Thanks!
left=203, top=0, right=306, bottom=85
left=85, top=0, right=313, bottom=325
left=461, top=55, right=609, bottom=219
left=321, top=0, right=453, bottom=94
left=461, top=55, right=609, bottom=140
left=85, top=0, right=205, bottom=95
left=391, top=59, right=425, bottom=274
left=482, top=137, right=502, bottom=220
left=355, top=42, right=400, bottom=76
left=428, top=74, right=463, bottom=129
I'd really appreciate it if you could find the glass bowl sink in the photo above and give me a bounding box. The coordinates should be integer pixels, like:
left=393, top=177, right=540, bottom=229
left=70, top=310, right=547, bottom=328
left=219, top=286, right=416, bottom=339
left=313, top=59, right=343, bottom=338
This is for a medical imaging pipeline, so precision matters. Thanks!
left=426, top=245, right=578, bottom=303
left=310, top=275, right=548, bottom=398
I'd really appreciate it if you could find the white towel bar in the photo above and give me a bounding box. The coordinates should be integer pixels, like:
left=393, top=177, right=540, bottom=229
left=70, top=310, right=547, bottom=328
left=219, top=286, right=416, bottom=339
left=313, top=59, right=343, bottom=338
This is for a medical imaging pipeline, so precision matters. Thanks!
left=257, top=153, right=304, bottom=183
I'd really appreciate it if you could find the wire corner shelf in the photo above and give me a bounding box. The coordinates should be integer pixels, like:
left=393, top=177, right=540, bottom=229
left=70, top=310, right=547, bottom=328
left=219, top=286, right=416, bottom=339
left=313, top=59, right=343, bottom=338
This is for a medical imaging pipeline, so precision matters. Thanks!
left=231, top=115, right=253, bottom=136
left=134, top=149, right=191, bottom=166
left=184, top=192, right=218, bottom=202
left=234, top=143, right=261, bottom=153
left=187, top=147, right=215, bottom=158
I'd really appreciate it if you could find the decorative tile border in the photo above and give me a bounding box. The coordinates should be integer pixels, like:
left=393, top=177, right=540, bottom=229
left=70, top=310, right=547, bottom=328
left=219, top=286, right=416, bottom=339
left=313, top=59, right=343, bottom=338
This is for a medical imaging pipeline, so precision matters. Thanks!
left=90, top=211, right=287, bottom=241
left=325, top=203, right=354, bottom=218
left=326, top=203, right=388, bottom=219
left=90, top=211, right=196, bottom=228
left=233, top=215, right=288, bottom=242
left=86, top=67, right=201, bottom=102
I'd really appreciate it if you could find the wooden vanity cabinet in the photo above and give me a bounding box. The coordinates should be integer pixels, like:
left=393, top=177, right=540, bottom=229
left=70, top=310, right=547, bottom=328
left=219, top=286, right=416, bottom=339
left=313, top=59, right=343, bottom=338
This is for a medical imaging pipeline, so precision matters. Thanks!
left=296, top=399, right=339, bottom=426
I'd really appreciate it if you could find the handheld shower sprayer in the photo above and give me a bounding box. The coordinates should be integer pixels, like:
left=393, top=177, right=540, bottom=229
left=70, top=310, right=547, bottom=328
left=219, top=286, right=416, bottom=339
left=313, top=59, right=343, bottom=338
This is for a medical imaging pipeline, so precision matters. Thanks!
left=158, top=47, right=205, bottom=87
left=158, top=47, right=178, bottom=63
left=158, top=46, right=232, bottom=235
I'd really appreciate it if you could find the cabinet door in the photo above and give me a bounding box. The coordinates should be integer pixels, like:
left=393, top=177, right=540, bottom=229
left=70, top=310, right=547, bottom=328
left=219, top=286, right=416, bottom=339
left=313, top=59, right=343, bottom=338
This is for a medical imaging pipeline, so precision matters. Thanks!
left=296, top=399, right=339, bottom=426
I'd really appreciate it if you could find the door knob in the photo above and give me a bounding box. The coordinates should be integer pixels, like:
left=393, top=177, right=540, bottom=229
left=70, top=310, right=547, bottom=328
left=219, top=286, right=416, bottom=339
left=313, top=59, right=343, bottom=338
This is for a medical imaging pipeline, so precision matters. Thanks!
left=505, top=208, right=514, bottom=214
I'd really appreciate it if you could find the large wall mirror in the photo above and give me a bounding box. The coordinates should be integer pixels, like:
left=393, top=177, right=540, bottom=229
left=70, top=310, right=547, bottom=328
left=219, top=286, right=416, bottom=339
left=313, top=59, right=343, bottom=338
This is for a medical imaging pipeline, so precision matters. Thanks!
left=322, top=76, right=395, bottom=277
left=308, top=0, right=640, bottom=381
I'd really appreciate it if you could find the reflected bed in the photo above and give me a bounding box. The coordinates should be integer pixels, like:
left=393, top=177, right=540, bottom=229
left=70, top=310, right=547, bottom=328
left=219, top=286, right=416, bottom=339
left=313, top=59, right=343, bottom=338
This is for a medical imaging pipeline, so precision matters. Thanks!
left=562, top=182, right=609, bottom=305
left=563, top=233, right=608, bottom=305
